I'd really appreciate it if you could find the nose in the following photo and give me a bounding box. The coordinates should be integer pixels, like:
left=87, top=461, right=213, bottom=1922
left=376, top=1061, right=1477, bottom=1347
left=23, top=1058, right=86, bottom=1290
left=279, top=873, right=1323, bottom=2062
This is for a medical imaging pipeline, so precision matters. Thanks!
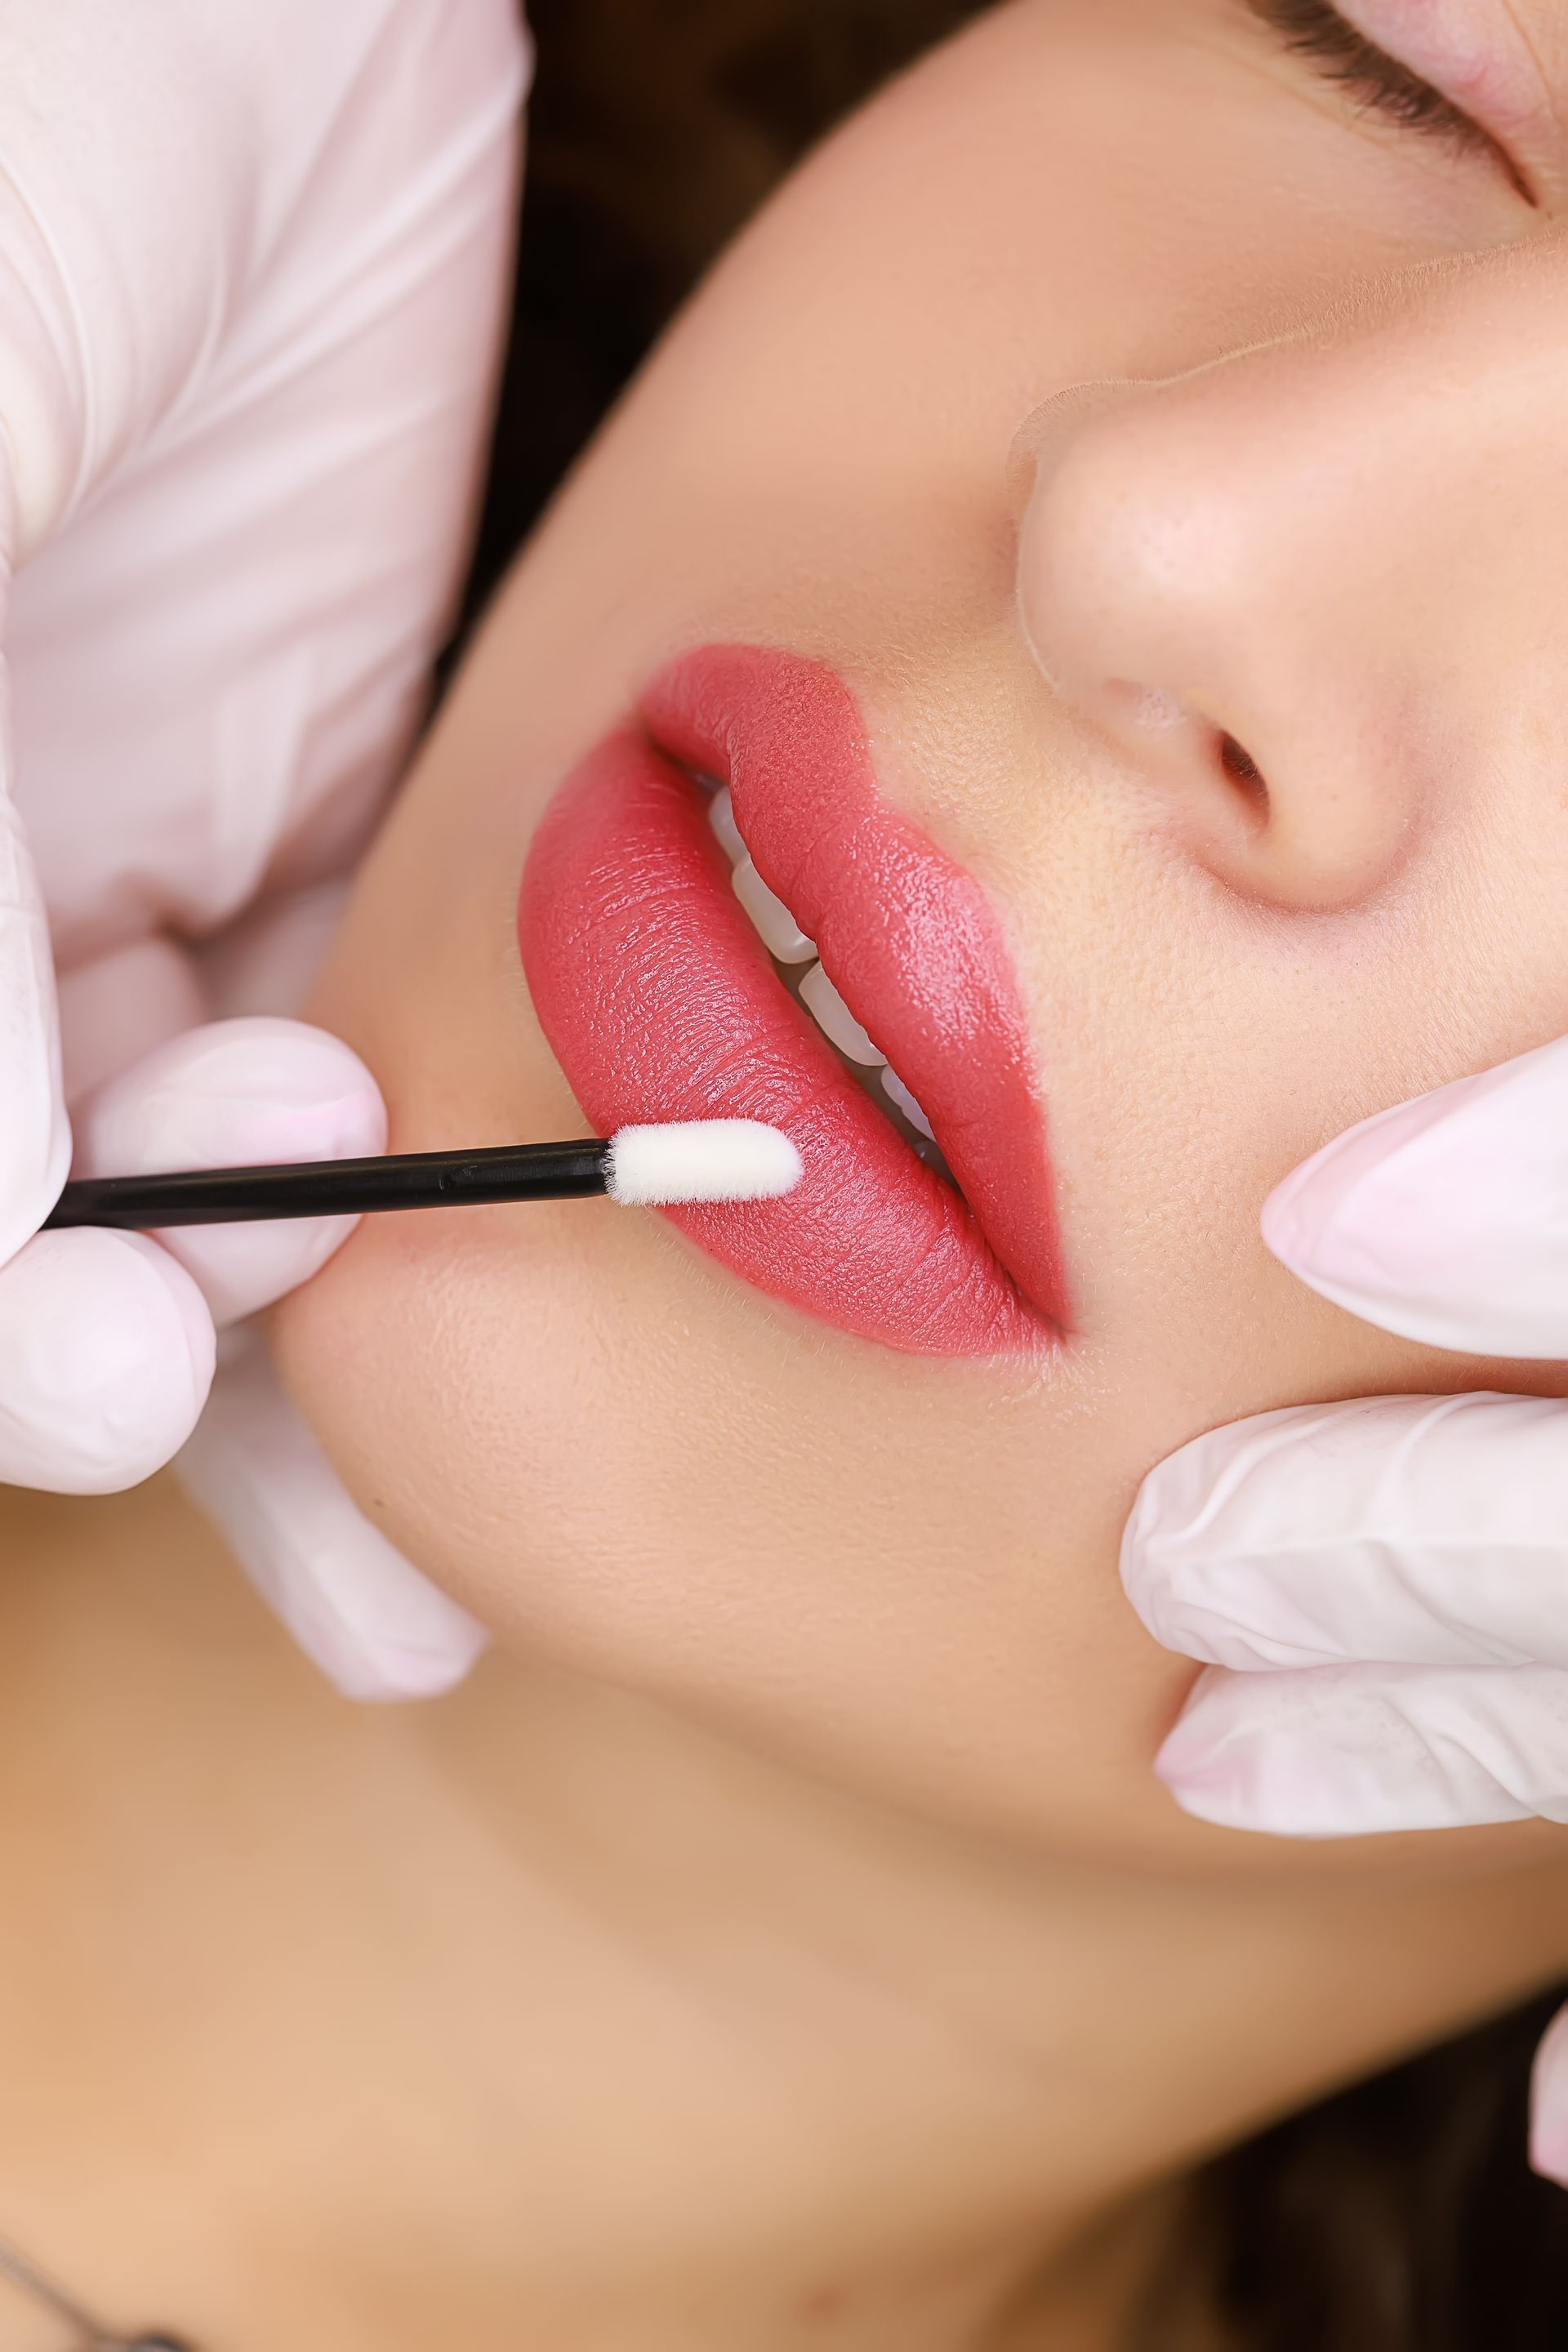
left=1013, top=242, right=1568, bottom=911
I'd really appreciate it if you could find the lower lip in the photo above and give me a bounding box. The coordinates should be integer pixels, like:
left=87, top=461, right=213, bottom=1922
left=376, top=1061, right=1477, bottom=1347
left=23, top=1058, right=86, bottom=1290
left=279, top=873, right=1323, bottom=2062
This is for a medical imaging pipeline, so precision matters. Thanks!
left=518, top=657, right=1064, bottom=1355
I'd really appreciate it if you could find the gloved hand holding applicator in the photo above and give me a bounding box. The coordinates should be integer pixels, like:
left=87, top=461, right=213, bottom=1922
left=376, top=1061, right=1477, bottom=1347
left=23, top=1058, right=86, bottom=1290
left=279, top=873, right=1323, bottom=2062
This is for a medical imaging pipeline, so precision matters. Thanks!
left=0, top=0, right=527, bottom=1686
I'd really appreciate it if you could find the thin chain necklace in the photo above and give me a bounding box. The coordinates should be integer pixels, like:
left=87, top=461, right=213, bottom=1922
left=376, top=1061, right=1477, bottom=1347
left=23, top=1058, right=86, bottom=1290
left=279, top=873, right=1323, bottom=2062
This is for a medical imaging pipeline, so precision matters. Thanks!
left=0, top=2225, right=194, bottom=2350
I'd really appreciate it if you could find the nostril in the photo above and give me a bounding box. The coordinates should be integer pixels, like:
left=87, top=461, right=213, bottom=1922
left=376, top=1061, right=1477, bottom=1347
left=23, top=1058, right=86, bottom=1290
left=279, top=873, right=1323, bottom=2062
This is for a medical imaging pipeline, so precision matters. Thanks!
left=1218, top=729, right=1269, bottom=820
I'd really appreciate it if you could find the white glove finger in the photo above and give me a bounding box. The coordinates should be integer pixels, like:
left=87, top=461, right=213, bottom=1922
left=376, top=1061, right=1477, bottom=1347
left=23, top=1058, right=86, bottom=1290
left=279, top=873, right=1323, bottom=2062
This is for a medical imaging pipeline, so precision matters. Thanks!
left=177, top=1337, right=488, bottom=1704
left=1155, top=1661, right=1568, bottom=1837
left=9, top=1, right=525, bottom=996
left=0, top=1227, right=213, bottom=1493
left=1263, top=1030, right=1568, bottom=1356
left=76, top=1017, right=386, bottom=1328
left=1122, top=1391, right=1568, bottom=1673
left=1530, top=2006, right=1568, bottom=2187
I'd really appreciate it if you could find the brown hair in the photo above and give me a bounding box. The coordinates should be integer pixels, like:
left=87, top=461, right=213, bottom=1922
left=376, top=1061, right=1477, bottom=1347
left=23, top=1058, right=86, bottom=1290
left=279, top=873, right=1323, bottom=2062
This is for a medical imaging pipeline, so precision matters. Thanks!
left=1177, top=1988, right=1568, bottom=2347
left=460, top=7, right=1568, bottom=2341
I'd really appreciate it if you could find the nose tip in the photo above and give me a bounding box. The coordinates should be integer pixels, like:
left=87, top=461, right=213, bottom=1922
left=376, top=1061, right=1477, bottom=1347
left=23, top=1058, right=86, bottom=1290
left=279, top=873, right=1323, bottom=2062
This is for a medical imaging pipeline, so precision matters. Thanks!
left=1012, top=367, right=1419, bottom=911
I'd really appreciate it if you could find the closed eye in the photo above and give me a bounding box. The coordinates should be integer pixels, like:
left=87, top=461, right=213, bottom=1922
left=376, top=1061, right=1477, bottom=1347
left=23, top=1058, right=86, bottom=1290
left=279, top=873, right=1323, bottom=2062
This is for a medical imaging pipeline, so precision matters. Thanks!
left=1245, top=0, right=1535, bottom=203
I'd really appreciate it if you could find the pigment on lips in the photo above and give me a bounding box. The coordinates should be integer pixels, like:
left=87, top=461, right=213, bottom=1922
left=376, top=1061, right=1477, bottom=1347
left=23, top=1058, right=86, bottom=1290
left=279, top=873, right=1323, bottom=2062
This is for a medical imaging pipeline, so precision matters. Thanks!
left=518, top=648, right=1067, bottom=1354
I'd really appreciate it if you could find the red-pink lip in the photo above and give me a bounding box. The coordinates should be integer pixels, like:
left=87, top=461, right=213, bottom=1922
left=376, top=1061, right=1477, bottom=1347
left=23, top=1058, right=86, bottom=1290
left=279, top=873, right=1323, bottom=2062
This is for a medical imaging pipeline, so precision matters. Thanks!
left=518, top=644, right=1067, bottom=1354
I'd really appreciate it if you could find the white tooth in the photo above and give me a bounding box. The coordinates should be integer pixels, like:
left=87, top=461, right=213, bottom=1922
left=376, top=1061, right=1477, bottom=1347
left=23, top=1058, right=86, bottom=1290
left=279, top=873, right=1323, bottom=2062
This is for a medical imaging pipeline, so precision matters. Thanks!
left=799, top=964, right=885, bottom=1067
left=732, top=858, right=817, bottom=964
left=708, top=787, right=747, bottom=868
left=881, top=1066, right=935, bottom=1141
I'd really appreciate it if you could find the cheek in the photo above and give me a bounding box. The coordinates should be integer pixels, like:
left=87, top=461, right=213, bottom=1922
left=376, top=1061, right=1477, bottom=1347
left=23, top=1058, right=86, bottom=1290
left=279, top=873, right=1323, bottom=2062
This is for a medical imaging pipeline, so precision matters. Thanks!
left=1005, top=776, right=1568, bottom=1426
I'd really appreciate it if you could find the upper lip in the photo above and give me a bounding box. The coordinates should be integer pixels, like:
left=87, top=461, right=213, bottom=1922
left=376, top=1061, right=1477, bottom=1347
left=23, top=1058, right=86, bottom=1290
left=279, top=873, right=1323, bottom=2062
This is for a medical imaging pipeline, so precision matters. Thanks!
left=519, top=641, right=1068, bottom=1354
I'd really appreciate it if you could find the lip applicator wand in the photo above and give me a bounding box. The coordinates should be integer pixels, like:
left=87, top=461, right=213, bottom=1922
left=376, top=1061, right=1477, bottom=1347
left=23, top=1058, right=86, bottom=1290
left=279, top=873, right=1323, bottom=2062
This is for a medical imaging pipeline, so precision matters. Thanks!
left=42, top=1120, right=804, bottom=1231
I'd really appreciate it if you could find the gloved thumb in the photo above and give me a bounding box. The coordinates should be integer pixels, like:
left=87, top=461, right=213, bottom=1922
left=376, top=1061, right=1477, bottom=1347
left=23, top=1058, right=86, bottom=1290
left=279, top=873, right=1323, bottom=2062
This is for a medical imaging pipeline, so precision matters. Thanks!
left=1261, top=1032, right=1568, bottom=1356
left=74, top=1016, right=387, bottom=1327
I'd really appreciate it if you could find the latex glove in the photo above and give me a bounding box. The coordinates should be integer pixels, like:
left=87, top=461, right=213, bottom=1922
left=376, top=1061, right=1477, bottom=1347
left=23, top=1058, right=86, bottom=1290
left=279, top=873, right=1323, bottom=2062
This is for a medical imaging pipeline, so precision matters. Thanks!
left=1120, top=1030, right=1568, bottom=2182
left=62, top=1006, right=488, bottom=1701
left=0, top=0, right=522, bottom=1688
left=3, top=1010, right=385, bottom=1487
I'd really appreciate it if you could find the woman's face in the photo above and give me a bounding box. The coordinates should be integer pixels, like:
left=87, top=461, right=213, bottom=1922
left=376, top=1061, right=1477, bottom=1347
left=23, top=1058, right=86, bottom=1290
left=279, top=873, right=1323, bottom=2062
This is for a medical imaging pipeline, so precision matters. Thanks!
left=277, top=0, right=1568, bottom=1869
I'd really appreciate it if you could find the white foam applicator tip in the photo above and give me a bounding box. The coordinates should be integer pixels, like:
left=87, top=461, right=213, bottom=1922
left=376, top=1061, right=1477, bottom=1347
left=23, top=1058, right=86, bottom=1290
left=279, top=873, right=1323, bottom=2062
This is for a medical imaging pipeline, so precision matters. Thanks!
left=605, top=1120, right=804, bottom=1207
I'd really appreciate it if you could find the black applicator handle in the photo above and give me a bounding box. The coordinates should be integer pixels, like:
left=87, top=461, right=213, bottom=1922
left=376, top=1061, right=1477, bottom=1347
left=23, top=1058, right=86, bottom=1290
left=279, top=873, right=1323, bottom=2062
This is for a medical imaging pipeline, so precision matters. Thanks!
left=43, top=1142, right=614, bottom=1231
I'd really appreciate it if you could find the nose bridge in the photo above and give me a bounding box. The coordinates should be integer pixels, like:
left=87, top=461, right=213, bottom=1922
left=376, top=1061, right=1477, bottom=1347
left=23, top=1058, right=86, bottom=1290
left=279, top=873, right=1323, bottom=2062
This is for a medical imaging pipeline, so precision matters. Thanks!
left=1019, top=312, right=1421, bottom=687
left=1021, top=372, right=1267, bottom=702
left=1013, top=243, right=1563, bottom=910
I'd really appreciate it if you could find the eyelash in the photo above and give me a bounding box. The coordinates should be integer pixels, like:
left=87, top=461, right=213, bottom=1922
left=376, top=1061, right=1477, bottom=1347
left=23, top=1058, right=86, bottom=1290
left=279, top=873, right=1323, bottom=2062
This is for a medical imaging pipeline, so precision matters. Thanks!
left=1246, top=0, right=1494, bottom=163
